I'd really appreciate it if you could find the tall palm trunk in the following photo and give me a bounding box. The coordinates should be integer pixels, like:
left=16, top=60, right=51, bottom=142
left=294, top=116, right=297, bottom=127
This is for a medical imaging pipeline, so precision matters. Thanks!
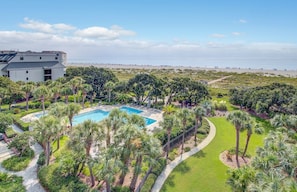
left=77, top=160, right=85, bottom=176
left=181, top=121, right=186, bottom=155
left=88, top=163, right=95, bottom=187
left=242, top=132, right=251, bottom=157
left=42, top=95, right=45, bottom=114
left=108, top=90, right=111, bottom=103
left=86, top=144, right=95, bottom=187
left=65, top=95, right=69, bottom=104
left=46, top=141, right=50, bottom=166
left=25, top=93, right=29, bottom=111
left=166, top=129, right=171, bottom=162
left=118, top=156, right=129, bottom=185
left=105, top=180, right=111, bottom=192
left=57, top=136, right=60, bottom=150
left=82, top=93, right=86, bottom=108
left=194, top=118, right=200, bottom=145
left=130, top=155, right=143, bottom=191
left=235, top=127, right=240, bottom=168
left=54, top=94, right=58, bottom=103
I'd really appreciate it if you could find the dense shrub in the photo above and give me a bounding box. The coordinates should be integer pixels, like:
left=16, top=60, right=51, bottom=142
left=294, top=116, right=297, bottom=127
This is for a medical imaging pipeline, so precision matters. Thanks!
left=112, top=186, right=130, bottom=192
left=184, top=147, right=191, bottom=152
left=13, top=108, right=21, bottom=114
left=2, top=149, right=34, bottom=171
left=140, top=158, right=166, bottom=192
left=0, top=172, right=25, bottom=192
left=13, top=117, right=29, bottom=131
left=37, top=152, right=45, bottom=166
left=5, top=127, right=17, bottom=138
left=140, top=174, right=157, bottom=192
left=38, top=164, right=88, bottom=192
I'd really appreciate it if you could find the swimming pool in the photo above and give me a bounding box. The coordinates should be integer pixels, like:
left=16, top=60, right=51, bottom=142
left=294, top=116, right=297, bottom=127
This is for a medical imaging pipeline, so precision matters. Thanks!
left=73, top=106, right=156, bottom=126
left=36, top=106, right=156, bottom=127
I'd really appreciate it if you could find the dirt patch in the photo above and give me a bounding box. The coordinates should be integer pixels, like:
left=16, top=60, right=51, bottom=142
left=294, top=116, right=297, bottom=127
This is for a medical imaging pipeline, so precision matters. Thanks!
left=219, top=150, right=251, bottom=168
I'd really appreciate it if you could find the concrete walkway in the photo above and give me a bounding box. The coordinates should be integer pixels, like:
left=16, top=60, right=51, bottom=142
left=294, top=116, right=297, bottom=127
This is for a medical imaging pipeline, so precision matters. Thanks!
left=0, top=124, right=45, bottom=192
left=151, top=118, right=216, bottom=192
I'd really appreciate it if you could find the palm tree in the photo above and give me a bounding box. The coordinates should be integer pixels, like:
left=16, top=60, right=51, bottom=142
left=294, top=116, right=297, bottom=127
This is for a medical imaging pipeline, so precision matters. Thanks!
left=21, top=82, right=35, bottom=111
left=193, top=106, right=206, bottom=145
left=68, top=77, right=85, bottom=103
left=242, top=120, right=253, bottom=157
left=49, top=81, right=62, bottom=103
left=105, top=81, right=115, bottom=103
left=111, top=112, right=145, bottom=186
left=201, top=100, right=212, bottom=116
left=33, top=85, right=51, bottom=114
left=227, top=111, right=250, bottom=168
left=129, top=135, right=161, bottom=191
left=32, top=115, right=59, bottom=165
left=48, top=102, right=68, bottom=149
left=162, top=104, right=176, bottom=116
left=95, top=147, right=121, bottom=192
left=160, top=115, right=176, bottom=162
left=177, top=108, right=191, bottom=155
left=80, top=84, right=93, bottom=108
left=60, top=86, right=72, bottom=104
left=64, top=103, right=81, bottom=129
left=71, top=120, right=99, bottom=187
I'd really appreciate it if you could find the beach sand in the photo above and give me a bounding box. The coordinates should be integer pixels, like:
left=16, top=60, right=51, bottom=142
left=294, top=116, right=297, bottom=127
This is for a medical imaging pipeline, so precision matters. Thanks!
left=67, top=63, right=297, bottom=78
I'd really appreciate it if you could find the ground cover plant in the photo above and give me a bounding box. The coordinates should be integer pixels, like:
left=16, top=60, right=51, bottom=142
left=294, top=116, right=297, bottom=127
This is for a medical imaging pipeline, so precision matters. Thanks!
left=0, top=172, right=25, bottom=192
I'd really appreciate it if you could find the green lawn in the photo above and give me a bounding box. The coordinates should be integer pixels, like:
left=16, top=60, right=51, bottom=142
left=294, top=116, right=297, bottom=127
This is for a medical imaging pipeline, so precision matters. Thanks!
left=161, top=117, right=266, bottom=192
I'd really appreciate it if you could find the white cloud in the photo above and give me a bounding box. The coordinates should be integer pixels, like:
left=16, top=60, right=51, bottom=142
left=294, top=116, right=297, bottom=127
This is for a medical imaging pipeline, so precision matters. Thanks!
left=211, top=33, right=225, bottom=38
left=232, top=32, right=241, bottom=36
left=1, top=18, right=297, bottom=70
left=20, top=18, right=76, bottom=34
left=239, top=19, right=247, bottom=23
left=75, top=25, right=135, bottom=40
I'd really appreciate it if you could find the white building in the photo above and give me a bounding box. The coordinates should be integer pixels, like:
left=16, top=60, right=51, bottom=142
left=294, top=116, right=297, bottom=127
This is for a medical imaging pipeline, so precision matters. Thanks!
left=0, top=50, right=66, bottom=82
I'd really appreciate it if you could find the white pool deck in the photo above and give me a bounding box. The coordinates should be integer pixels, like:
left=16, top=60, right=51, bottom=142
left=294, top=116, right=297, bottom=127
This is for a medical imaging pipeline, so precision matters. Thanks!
left=21, top=104, right=163, bottom=132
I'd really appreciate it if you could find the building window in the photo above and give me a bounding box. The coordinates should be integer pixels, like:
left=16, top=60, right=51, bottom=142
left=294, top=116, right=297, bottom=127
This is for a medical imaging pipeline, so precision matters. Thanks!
left=26, top=77, right=29, bottom=81
left=20, top=56, right=24, bottom=60
left=26, top=70, right=28, bottom=73
left=44, top=76, right=52, bottom=81
left=40, top=57, right=42, bottom=60
left=55, top=57, right=58, bottom=60
left=44, top=69, right=52, bottom=75
left=7, top=71, right=10, bottom=77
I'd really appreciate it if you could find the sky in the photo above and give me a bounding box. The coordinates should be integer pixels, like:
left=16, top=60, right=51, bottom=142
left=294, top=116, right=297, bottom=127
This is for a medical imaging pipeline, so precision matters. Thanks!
left=1, top=0, right=297, bottom=70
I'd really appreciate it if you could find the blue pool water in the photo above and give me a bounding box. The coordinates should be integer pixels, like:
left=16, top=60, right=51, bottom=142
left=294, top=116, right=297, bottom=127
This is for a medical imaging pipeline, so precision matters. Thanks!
left=37, top=106, right=156, bottom=127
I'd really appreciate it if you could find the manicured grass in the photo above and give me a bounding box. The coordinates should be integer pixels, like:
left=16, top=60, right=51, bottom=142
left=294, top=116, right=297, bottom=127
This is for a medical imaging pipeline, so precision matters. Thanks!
left=161, top=117, right=266, bottom=192
left=52, top=136, right=70, bottom=158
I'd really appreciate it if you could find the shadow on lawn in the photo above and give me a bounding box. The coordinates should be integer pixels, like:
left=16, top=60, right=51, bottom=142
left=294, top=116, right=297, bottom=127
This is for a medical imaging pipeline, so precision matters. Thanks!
left=192, top=150, right=206, bottom=159
left=161, top=174, right=176, bottom=191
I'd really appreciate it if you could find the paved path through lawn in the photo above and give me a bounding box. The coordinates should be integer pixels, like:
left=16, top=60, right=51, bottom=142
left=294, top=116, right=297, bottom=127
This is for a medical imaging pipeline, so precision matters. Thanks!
left=151, top=118, right=216, bottom=192
left=0, top=124, right=45, bottom=192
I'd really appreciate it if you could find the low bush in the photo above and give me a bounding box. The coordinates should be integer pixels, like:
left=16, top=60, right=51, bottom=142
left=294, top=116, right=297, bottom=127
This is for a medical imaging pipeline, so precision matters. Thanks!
left=13, top=108, right=21, bottom=114
left=140, top=158, right=166, bottom=192
left=12, top=117, right=29, bottom=131
left=38, top=164, right=89, bottom=192
left=112, top=186, right=130, bottom=192
left=0, top=172, right=25, bottom=192
left=140, top=174, right=157, bottom=192
left=184, top=147, right=191, bottom=152
left=2, top=149, right=34, bottom=172
left=5, top=127, right=17, bottom=138
left=37, top=152, right=45, bottom=167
